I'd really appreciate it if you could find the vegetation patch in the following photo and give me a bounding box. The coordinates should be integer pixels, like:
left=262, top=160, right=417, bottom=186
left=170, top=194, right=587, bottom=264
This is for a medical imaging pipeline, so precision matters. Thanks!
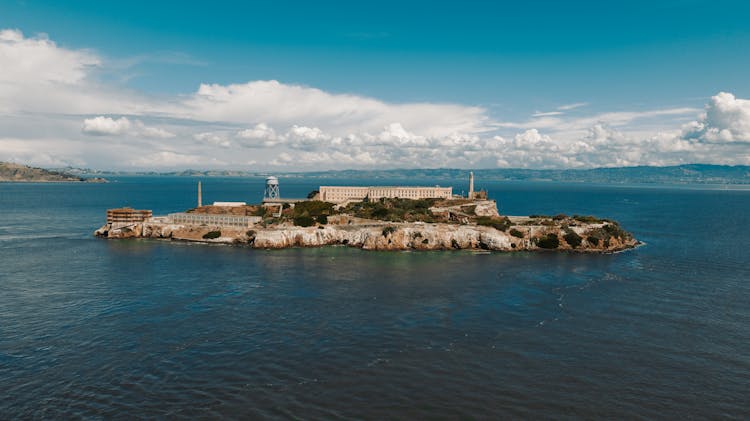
left=563, top=229, right=582, bottom=248
left=252, top=206, right=268, bottom=217
left=509, top=228, right=525, bottom=238
left=584, top=221, right=631, bottom=245
left=573, top=214, right=603, bottom=223
left=603, top=222, right=631, bottom=239
left=460, top=205, right=477, bottom=215
left=202, top=230, right=221, bottom=239
left=343, top=198, right=437, bottom=223
left=535, top=233, right=560, bottom=249
left=293, top=216, right=315, bottom=227
left=382, top=226, right=397, bottom=236
left=294, top=200, right=334, bottom=219
left=476, top=216, right=511, bottom=231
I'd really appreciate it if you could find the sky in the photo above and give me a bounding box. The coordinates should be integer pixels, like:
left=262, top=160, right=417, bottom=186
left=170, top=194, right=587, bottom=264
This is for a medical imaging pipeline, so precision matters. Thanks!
left=1, top=0, right=749, bottom=170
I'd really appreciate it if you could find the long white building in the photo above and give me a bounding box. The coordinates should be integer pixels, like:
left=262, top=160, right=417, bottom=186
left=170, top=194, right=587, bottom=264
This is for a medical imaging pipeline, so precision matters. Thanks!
left=319, top=185, right=452, bottom=203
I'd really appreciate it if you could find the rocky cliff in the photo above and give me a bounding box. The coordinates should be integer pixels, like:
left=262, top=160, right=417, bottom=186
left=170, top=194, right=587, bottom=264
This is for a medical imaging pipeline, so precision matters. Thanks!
left=95, top=214, right=639, bottom=253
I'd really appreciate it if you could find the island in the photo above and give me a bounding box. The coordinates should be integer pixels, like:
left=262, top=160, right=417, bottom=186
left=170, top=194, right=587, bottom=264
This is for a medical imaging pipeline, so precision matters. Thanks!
left=0, top=162, right=107, bottom=183
left=94, top=193, right=638, bottom=253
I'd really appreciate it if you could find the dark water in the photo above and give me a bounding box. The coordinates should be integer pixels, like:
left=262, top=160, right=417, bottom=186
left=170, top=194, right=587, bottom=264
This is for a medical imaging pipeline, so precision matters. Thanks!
left=1, top=177, right=749, bottom=419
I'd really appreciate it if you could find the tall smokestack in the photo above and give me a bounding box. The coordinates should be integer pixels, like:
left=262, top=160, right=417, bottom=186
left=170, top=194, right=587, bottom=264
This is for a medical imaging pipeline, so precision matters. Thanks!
left=198, top=181, right=202, bottom=207
left=469, top=171, right=475, bottom=199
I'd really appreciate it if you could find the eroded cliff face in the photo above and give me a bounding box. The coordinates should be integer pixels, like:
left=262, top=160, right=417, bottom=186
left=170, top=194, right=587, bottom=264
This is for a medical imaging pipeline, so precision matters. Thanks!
left=95, top=217, right=639, bottom=252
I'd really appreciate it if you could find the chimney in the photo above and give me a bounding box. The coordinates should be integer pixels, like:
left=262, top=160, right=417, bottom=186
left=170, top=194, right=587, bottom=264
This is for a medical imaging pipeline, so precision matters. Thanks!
left=469, top=171, right=475, bottom=199
left=198, top=181, right=202, bottom=207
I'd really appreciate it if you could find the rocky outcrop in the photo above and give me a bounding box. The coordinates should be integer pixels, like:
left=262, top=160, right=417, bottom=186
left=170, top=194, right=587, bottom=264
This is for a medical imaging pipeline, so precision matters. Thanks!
left=95, top=216, right=639, bottom=253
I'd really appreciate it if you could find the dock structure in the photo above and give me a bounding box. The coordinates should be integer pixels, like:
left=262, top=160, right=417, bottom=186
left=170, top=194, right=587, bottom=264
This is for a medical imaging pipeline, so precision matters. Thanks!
left=106, top=208, right=152, bottom=224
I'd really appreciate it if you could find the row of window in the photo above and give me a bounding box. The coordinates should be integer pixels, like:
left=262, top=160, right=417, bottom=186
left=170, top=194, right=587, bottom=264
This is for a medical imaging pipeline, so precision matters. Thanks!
left=168, top=213, right=261, bottom=227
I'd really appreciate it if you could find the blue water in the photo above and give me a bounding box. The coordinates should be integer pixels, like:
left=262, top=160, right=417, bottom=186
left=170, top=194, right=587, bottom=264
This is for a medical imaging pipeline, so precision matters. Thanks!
left=1, top=177, right=749, bottom=418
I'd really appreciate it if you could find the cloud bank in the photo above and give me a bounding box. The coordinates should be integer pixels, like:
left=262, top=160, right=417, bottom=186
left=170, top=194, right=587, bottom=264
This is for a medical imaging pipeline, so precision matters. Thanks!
left=0, top=28, right=748, bottom=170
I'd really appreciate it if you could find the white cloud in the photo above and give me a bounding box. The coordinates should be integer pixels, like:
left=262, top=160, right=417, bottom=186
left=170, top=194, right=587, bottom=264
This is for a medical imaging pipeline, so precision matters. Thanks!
left=81, top=116, right=175, bottom=138
left=139, top=125, right=176, bottom=139
left=81, top=116, right=132, bottom=135
left=681, top=92, right=750, bottom=143
left=1, top=28, right=750, bottom=170
left=236, top=123, right=280, bottom=148
left=195, top=132, right=231, bottom=148
left=180, top=80, right=489, bottom=137
left=0, top=29, right=100, bottom=85
left=532, top=111, right=564, bottom=117
left=128, top=151, right=225, bottom=168
left=557, top=102, right=588, bottom=111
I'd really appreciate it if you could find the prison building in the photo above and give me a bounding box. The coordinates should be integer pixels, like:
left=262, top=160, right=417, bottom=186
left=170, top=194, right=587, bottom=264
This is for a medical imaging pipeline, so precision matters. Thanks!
left=319, top=186, right=453, bottom=203
left=106, top=208, right=153, bottom=224
left=168, top=213, right=262, bottom=228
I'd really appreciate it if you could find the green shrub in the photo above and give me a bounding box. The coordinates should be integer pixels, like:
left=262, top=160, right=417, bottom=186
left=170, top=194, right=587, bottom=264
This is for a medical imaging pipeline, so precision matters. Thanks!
left=573, top=215, right=602, bottom=223
left=293, top=216, right=315, bottom=227
left=294, top=200, right=334, bottom=218
left=461, top=205, right=477, bottom=215
left=536, top=233, right=560, bottom=249
left=307, top=190, right=319, bottom=199
left=316, top=214, right=328, bottom=225
left=587, top=236, right=600, bottom=246
left=372, top=206, right=389, bottom=218
left=341, top=197, right=436, bottom=222
left=509, top=228, right=524, bottom=238
left=476, top=216, right=511, bottom=231
left=553, top=213, right=568, bottom=220
left=382, top=226, right=397, bottom=236
left=246, top=230, right=256, bottom=237
left=603, top=222, right=629, bottom=239
left=563, top=230, right=582, bottom=248
left=202, top=230, right=221, bottom=239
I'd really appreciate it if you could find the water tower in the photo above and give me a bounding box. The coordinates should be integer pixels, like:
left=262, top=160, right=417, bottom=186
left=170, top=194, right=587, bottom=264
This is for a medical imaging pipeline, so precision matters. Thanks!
left=264, top=176, right=280, bottom=200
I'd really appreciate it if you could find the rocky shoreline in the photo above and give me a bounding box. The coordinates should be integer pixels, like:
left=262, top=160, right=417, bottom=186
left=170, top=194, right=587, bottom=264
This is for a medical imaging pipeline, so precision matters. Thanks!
left=95, top=213, right=639, bottom=253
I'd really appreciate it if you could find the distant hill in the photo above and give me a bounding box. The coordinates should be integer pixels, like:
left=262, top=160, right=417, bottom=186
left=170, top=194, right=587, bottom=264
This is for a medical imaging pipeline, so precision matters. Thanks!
left=54, top=164, right=750, bottom=185
left=0, top=162, right=106, bottom=182
left=270, top=164, right=750, bottom=185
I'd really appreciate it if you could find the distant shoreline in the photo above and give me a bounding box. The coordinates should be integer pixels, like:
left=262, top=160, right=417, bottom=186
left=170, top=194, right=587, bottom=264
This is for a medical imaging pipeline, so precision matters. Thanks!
left=0, top=162, right=107, bottom=183
left=51, top=163, right=750, bottom=185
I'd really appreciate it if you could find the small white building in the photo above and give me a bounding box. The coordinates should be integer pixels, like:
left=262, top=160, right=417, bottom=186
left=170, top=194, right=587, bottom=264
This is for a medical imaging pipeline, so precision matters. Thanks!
left=212, top=202, right=247, bottom=207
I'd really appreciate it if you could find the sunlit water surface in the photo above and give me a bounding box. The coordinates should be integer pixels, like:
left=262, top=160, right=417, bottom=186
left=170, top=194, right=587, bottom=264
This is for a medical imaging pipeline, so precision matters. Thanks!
left=1, top=177, right=749, bottom=418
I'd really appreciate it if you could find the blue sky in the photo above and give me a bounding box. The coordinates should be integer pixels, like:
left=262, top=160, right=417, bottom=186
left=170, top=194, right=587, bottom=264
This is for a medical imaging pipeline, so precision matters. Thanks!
left=1, top=0, right=749, bottom=169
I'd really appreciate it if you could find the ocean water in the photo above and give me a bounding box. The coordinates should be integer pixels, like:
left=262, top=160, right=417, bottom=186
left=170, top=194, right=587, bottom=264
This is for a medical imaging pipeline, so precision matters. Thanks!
left=1, top=177, right=749, bottom=419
